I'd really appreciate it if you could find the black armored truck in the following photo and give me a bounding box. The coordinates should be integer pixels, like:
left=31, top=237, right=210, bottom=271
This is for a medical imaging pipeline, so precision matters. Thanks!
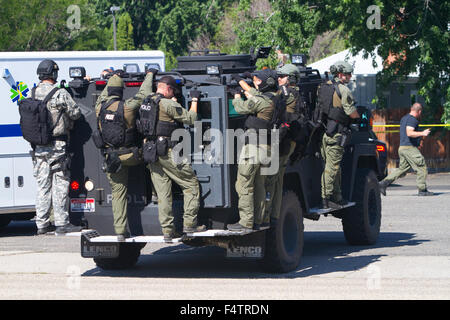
left=67, top=48, right=387, bottom=273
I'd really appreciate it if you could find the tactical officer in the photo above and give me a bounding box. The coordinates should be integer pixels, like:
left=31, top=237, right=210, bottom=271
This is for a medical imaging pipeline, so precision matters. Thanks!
left=379, top=103, right=433, bottom=196
left=319, top=61, right=360, bottom=209
left=229, top=69, right=278, bottom=231
left=264, top=64, right=303, bottom=223
left=94, top=70, right=156, bottom=241
left=142, top=76, right=205, bottom=242
left=33, top=59, right=82, bottom=235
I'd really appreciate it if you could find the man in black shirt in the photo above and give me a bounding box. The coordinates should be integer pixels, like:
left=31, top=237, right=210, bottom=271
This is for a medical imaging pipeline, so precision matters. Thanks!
left=379, top=103, right=433, bottom=196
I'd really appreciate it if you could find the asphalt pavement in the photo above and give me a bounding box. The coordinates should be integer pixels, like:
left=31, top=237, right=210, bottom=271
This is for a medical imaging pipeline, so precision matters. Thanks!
left=0, top=172, right=449, bottom=300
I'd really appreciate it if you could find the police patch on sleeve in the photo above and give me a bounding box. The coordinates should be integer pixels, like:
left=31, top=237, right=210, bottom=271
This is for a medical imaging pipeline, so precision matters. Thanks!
left=176, top=107, right=183, bottom=115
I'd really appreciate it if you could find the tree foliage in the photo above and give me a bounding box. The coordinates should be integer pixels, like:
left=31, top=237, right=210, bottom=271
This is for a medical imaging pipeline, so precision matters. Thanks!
left=0, top=0, right=105, bottom=51
left=309, top=0, right=449, bottom=125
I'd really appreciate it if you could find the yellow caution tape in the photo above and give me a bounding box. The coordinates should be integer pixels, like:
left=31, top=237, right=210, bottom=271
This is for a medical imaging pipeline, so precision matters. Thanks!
left=373, top=124, right=450, bottom=127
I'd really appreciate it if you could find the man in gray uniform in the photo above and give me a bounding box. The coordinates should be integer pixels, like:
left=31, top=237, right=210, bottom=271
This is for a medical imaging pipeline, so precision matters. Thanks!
left=32, top=59, right=81, bottom=235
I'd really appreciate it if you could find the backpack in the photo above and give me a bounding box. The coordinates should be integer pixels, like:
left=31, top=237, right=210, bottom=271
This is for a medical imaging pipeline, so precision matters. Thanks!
left=98, top=99, right=127, bottom=148
left=313, top=80, right=342, bottom=125
left=19, top=86, right=61, bottom=146
left=136, top=93, right=162, bottom=139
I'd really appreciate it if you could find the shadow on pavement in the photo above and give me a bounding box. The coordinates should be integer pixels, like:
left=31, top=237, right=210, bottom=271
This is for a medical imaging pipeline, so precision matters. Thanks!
left=82, top=231, right=428, bottom=279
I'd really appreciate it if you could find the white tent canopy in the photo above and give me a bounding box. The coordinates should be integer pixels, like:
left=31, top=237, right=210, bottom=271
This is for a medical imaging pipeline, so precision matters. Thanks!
left=308, top=48, right=419, bottom=77
left=307, top=49, right=383, bottom=76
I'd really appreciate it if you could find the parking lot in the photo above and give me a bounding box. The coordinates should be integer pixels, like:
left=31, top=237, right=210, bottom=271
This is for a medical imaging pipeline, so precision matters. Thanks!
left=0, top=172, right=449, bottom=300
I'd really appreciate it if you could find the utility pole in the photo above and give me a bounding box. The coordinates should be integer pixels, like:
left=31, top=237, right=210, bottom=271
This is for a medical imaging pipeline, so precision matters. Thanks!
left=110, top=6, right=120, bottom=51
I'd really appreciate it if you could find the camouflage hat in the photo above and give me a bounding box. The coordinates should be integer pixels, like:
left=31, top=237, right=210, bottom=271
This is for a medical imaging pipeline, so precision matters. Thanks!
left=107, top=74, right=124, bottom=88
left=330, top=61, right=354, bottom=75
left=276, top=64, right=300, bottom=83
left=276, top=64, right=299, bottom=76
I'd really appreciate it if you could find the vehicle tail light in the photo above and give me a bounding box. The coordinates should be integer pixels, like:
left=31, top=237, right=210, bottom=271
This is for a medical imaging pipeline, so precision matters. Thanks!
left=71, top=181, right=80, bottom=191
left=95, top=80, right=107, bottom=86
left=377, top=145, right=386, bottom=152
left=125, top=82, right=143, bottom=87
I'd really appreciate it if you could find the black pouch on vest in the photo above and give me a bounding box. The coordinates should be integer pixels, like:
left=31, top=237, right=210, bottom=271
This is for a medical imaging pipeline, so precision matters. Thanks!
left=156, top=137, right=168, bottom=157
left=92, top=130, right=105, bottom=149
left=103, top=152, right=122, bottom=173
left=325, top=120, right=338, bottom=137
left=143, top=140, right=158, bottom=164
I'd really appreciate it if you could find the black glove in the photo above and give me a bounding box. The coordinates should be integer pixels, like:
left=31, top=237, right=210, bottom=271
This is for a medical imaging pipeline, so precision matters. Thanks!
left=243, top=71, right=253, bottom=79
left=231, top=74, right=243, bottom=82
left=231, top=87, right=242, bottom=96
left=190, top=90, right=202, bottom=100
left=147, top=68, right=159, bottom=75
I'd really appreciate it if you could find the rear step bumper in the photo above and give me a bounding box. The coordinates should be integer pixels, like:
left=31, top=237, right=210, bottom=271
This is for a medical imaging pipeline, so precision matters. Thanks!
left=305, top=202, right=356, bottom=220
left=81, top=228, right=269, bottom=259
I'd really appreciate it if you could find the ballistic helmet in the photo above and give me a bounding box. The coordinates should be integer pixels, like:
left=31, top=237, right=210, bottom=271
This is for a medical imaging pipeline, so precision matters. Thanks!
left=276, top=64, right=300, bottom=84
left=329, top=61, right=353, bottom=75
left=37, top=59, right=59, bottom=81
left=251, top=69, right=278, bottom=92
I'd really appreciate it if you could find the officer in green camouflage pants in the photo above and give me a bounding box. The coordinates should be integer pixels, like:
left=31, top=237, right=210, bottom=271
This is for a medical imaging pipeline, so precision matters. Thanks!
left=146, top=76, right=203, bottom=241
left=320, top=61, right=360, bottom=209
left=95, top=71, right=155, bottom=239
left=229, top=69, right=277, bottom=231
left=264, top=64, right=301, bottom=223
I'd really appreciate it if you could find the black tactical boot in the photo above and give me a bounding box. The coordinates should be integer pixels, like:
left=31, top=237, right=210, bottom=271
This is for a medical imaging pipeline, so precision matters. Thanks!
left=321, top=198, right=341, bottom=210
left=418, top=189, right=434, bottom=196
left=55, top=223, right=82, bottom=235
left=37, top=224, right=55, bottom=235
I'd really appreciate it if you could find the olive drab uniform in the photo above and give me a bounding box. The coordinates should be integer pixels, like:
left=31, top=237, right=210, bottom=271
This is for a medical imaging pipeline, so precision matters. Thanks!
left=320, top=77, right=356, bottom=202
left=232, top=87, right=275, bottom=229
left=264, top=85, right=300, bottom=222
left=95, top=73, right=154, bottom=235
left=33, top=82, right=81, bottom=229
left=144, top=86, right=199, bottom=237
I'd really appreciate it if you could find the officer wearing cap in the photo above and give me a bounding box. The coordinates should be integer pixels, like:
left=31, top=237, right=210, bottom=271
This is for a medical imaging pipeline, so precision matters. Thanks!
left=94, top=69, right=156, bottom=241
left=144, top=75, right=206, bottom=242
left=229, top=69, right=278, bottom=232
left=33, top=59, right=82, bottom=235
left=264, top=64, right=303, bottom=224
left=320, top=61, right=360, bottom=209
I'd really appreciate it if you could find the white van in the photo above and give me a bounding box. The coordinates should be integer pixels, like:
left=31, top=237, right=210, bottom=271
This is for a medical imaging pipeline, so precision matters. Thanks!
left=0, top=50, right=165, bottom=226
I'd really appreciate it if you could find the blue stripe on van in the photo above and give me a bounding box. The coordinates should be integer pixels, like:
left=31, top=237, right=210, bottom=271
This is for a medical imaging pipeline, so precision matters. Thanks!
left=0, top=124, right=22, bottom=137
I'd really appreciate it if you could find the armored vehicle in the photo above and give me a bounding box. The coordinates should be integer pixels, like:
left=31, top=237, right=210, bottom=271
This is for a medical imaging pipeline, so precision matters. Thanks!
left=69, top=48, right=387, bottom=273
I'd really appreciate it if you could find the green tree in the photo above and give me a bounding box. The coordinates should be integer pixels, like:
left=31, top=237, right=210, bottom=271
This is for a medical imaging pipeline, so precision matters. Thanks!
left=308, top=0, right=449, bottom=126
left=0, top=0, right=104, bottom=51
left=109, top=12, right=135, bottom=50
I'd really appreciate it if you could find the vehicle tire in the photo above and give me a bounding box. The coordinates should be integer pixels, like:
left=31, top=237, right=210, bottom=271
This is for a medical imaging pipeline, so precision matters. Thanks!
left=342, top=168, right=381, bottom=245
left=262, top=190, right=304, bottom=273
left=0, top=217, right=11, bottom=228
left=93, top=243, right=142, bottom=270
